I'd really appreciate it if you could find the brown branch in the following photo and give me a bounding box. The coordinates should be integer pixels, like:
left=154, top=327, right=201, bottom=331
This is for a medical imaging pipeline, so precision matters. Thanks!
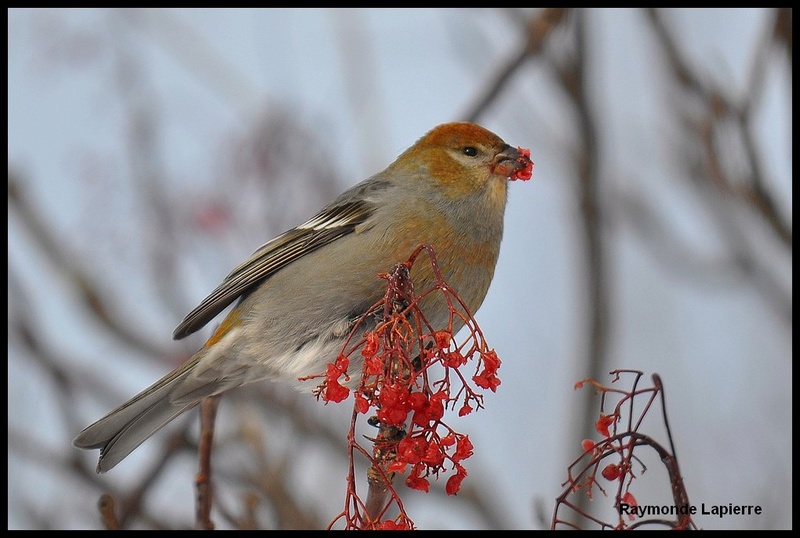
left=98, top=494, right=121, bottom=530
left=235, top=401, right=326, bottom=530
left=736, top=8, right=793, bottom=249
left=465, top=8, right=568, bottom=122
left=546, top=10, right=611, bottom=527
left=642, top=8, right=792, bottom=326
left=645, top=8, right=791, bottom=249
left=116, top=427, right=196, bottom=528
left=196, top=396, right=220, bottom=529
left=773, top=8, right=792, bottom=66
left=8, top=173, right=169, bottom=362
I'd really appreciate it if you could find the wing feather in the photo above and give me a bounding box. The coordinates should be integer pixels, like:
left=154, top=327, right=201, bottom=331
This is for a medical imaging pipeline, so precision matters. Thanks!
left=172, top=199, right=374, bottom=339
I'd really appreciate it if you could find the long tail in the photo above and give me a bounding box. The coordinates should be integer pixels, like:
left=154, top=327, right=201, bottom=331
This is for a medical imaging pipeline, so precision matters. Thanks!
left=73, top=355, right=218, bottom=473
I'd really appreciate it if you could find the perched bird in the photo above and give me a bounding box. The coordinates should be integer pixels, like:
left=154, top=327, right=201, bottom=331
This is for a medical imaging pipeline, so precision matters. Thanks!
left=73, top=122, right=533, bottom=472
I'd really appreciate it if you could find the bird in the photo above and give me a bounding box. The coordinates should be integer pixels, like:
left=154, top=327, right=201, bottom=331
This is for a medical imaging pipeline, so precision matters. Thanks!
left=73, top=122, right=533, bottom=473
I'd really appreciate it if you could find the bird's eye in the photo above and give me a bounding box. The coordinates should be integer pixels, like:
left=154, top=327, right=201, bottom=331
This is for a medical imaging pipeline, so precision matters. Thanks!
left=462, top=146, right=478, bottom=157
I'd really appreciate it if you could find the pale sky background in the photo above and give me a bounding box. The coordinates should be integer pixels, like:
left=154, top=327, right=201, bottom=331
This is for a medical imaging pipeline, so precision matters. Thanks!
left=8, top=8, right=791, bottom=530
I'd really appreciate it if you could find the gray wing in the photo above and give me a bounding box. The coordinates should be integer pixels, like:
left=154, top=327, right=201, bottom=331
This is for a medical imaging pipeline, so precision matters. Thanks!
left=172, top=199, right=374, bottom=339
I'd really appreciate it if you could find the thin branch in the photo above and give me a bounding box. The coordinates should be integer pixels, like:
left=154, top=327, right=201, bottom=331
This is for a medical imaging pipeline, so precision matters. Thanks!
left=465, top=8, right=568, bottom=122
left=8, top=174, right=170, bottom=362
left=546, top=10, right=611, bottom=527
left=196, top=396, right=220, bottom=529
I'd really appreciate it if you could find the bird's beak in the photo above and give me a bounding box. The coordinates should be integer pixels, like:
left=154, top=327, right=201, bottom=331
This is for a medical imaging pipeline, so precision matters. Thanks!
left=492, top=144, right=534, bottom=181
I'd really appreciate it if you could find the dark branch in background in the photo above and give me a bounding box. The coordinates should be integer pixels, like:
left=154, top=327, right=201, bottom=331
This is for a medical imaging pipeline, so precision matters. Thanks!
left=547, top=10, right=611, bottom=526
left=222, top=393, right=329, bottom=529
left=464, top=8, right=615, bottom=527
left=98, top=494, right=120, bottom=530
left=110, top=26, right=187, bottom=325
left=196, top=397, right=220, bottom=530
left=465, top=8, right=567, bottom=123
left=773, top=8, right=792, bottom=66
left=8, top=11, right=368, bottom=529
left=122, top=431, right=195, bottom=528
left=647, top=8, right=791, bottom=249
left=8, top=176, right=169, bottom=361
left=8, top=170, right=201, bottom=529
left=642, top=8, right=792, bottom=326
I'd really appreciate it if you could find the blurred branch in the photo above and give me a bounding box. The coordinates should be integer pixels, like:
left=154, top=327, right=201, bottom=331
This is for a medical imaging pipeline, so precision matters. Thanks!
left=612, top=186, right=756, bottom=287
left=8, top=173, right=170, bottom=361
left=773, top=8, right=792, bottom=65
left=108, top=19, right=191, bottom=326
left=646, top=8, right=792, bottom=250
left=113, top=427, right=195, bottom=528
left=8, top=267, right=118, bottom=435
left=465, top=8, right=568, bottom=122
left=98, top=494, right=121, bottom=530
left=459, top=8, right=616, bottom=528
left=196, top=396, right=220, bottom=530
left=8, top=171, right=196, bottom=528
left=117, top=8, right=260, bottom=109
left=642, top=8, right=792, bottom=326
left=330, top=8, right=390, bottom=174
left=230, top=408, right=326, bottom=530
left=546, top=10, right=611, bottom=525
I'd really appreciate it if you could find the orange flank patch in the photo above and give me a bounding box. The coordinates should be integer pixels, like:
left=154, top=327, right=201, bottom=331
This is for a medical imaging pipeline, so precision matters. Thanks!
left=203, top=308, right=242, bottom=348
